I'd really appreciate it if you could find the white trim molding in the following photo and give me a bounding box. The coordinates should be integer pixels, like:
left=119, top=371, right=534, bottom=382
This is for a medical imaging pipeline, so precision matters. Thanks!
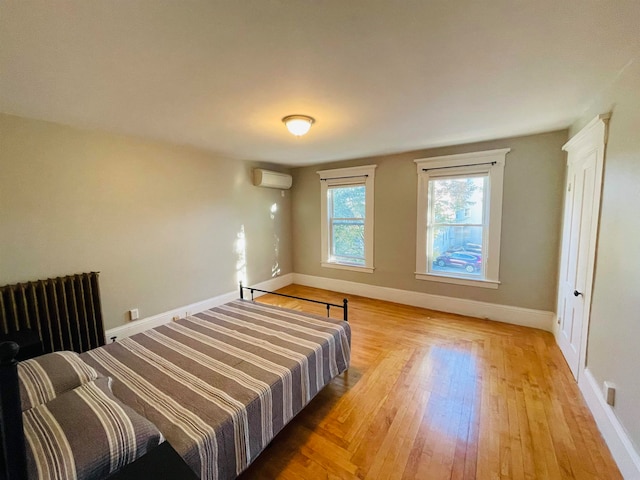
left=321, top=262, right=374, bottom=274
left=293, top=273, right=554, bottom=331
left=317, top=164, right=377, bottom=181
left=579, top=368, right=640, bottom=479
left=414, top=148, right=511, bottom=169
left=415, top=272, right=500, bottom=289
left=106, top=273, right=294, bottom=340
left=563, top=113, right=611, bottom=152
left=106, top=272, right=552, bottom=338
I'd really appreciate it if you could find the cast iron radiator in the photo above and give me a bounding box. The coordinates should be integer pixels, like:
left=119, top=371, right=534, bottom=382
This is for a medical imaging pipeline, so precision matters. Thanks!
left=0, top=272, right=105, bottom=355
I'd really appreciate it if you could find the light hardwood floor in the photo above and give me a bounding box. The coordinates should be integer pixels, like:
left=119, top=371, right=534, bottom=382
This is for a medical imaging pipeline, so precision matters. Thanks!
left=238, top=285, right=621, bottom=480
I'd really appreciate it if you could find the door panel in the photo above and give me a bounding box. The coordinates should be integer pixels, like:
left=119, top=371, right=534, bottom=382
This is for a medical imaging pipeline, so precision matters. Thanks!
left=558, top=164, right=582, bottom=375
left=558, top=147, right=599, bottom=378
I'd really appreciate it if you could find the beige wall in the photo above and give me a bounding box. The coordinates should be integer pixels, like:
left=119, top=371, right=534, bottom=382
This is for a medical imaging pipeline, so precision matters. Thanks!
left=292, top=130, right=567, bottom=312
left=0, top=114, right=292, bottom=330
left=571, top=60, right=640, bottom=450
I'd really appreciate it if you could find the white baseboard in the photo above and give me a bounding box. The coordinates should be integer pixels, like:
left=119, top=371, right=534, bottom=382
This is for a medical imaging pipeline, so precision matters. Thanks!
left=579, top=368, right=640, bottom=479
left=292, top=273, right=555, bottom=331
left=106, top=274, right=294, bottom=340
left=107, top=272, right=554, bottom=338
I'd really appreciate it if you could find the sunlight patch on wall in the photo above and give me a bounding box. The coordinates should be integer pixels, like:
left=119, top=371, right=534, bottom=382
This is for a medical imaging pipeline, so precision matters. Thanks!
left=270, top=203, right=281, bottom=277
left=235, top=225, right=247, bottom=285
left=272, top=234, right=280, bottom=277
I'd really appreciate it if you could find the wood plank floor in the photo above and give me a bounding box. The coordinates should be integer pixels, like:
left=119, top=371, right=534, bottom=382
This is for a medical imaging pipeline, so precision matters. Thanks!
left=238, top=285, right=621, bottom=480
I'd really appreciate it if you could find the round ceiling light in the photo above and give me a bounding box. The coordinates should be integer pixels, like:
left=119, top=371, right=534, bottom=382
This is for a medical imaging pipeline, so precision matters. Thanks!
left=282, top=115, right=315, bottom=136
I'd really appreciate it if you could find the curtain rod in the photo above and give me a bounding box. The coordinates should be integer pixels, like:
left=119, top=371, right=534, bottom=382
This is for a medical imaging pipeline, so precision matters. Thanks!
left=422, top=161, right=496, bottom=172
left=320, top=174, right=369, bottom=181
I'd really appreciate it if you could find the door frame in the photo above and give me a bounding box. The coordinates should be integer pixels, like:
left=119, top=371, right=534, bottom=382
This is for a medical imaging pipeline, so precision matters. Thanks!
left=556, top=113, right=610, bottom=381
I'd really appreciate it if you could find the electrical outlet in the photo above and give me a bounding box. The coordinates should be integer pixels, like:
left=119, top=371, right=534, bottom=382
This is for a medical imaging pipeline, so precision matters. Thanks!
left=604, top=381, right=616, bottom=406
left=129, top=309, right=139, bottom=321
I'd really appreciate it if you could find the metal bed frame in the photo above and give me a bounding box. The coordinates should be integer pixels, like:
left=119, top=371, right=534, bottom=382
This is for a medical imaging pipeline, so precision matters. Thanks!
left=239, top=282, right=348, bottom=322
left=0, top=341, right=27, bottom=480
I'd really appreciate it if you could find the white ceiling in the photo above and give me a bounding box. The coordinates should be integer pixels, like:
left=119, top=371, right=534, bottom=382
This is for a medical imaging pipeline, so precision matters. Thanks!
left=1, top=1, right=639, bottom=166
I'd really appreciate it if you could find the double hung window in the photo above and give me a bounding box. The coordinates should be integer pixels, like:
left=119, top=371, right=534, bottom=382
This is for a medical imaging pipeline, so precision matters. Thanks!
left=415, top=149, right=509, bottom=288
left=318, top=165, right=376, bottom=273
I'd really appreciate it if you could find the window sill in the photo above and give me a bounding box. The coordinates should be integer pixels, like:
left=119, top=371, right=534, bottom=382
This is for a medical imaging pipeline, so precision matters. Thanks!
left=322, top=262, right=374, bottom=274
left=415, top=272, right=500, bottom=289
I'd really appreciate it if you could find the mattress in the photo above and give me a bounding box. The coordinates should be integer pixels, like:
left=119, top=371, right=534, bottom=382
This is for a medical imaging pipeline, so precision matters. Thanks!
left=81, top=300, right=351, bottom=479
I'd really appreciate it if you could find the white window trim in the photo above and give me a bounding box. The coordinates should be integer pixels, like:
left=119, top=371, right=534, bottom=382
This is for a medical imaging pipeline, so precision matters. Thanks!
left=317, top=165, right=376, bottom=273
left=414, top=148, right=509, bottom=288
left=414, top=272, right=500, bottom=289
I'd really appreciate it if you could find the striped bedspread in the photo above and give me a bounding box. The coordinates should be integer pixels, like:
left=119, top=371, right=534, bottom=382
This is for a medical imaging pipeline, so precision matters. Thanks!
left=80, top=300, right=351, bottom=480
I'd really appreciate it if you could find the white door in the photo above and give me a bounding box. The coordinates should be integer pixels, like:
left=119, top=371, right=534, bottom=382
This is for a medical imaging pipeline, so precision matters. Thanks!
left=556, top=115, right=609, bottom=380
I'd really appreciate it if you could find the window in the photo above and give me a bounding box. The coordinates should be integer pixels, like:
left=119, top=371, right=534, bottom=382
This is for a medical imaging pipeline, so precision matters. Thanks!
left=415, top=149, right=509, bottom=288
left=317, top=165, right=376, bottom=273
left=328, top=185, right=366, bottom=265
left=428, top=175, right=486, bottom=277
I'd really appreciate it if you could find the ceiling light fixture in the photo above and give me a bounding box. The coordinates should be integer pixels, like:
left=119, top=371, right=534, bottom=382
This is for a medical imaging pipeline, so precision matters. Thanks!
left=282, top=115, right=315, bottom=136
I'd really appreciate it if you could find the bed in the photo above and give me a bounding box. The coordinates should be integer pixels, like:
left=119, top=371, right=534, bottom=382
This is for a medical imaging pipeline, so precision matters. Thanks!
left=0, top=277, right=351, bottom=480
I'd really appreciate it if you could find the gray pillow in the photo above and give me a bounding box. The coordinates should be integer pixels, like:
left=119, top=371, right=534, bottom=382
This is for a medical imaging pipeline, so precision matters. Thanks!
left=23, top=377, right=164, bottom=480
left=18, top=351, right=99, bottom=411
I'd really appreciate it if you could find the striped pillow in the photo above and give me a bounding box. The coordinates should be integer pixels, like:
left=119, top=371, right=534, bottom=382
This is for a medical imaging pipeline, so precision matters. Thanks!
left=18, top=351, right=99, bottom=411
left=23, top=377, right=164, bottom=480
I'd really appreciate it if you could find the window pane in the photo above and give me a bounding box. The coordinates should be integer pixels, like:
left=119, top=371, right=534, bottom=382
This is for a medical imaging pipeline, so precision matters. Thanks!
left=430, top=176, right=485, bottom=225
left=430, top=226, right=483, bottom=276
left=330, top=185, right=365, bottom=218
left=332, top=220, right=365, bottom=265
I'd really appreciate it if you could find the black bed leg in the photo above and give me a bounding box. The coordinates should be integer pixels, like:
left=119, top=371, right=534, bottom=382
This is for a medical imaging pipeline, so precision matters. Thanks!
left=0, top=342, right=28, bottom=480
left=343, top=298, right=348, bottom=322
left=239, top=282, right=243, bottom=300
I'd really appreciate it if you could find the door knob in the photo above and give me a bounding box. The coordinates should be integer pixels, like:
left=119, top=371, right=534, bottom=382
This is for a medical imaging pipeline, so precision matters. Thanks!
left=573, top=290, right=583, bottom=297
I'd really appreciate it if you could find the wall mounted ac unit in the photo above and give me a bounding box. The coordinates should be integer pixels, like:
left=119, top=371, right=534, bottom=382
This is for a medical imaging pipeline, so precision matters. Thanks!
left=253, top=169, right=293, bottom=189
